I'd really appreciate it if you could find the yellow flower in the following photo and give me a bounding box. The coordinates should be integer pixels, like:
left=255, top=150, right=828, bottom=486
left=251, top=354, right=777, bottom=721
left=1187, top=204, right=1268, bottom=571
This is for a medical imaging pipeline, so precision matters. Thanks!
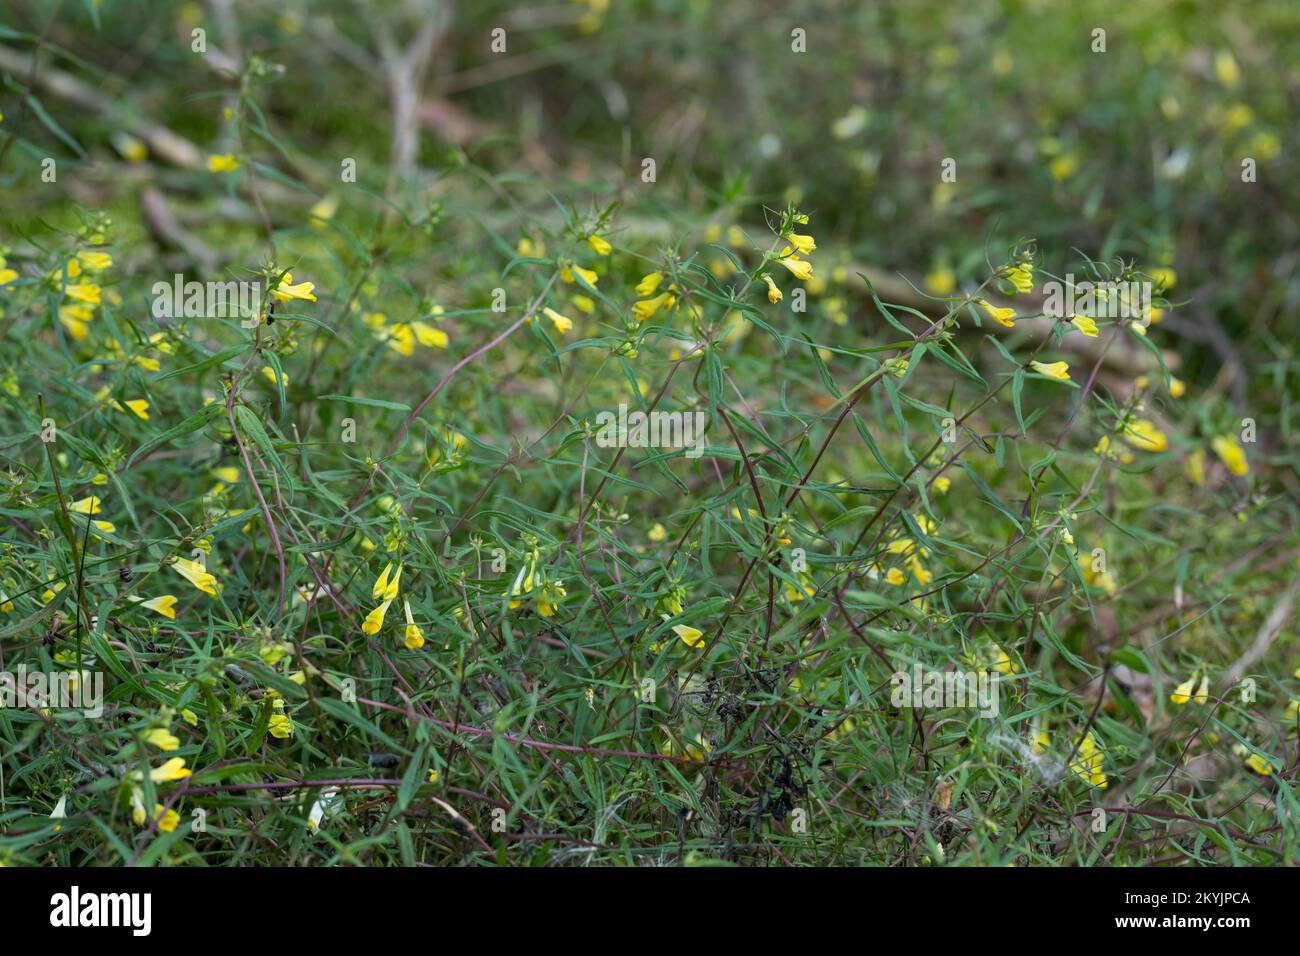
left=268, top=712, right=293, bottom=739
left=1030, top=360, right=1071, bottom=381
left=207, top=153, right=240, bottom=173
left=932, top=476, right=951, bottom=494
left=149, top=757, right=192, bottom=783
left=648, top=522, right=667, bottom=542
left=785, top=232, right=816, bottom=255
left=1070, top=315, right=1099, bottom=337
left=270, top=271, right=316, bottom=302
left=925, top=265, right=956, bottom=296
left=411, top=321, right=448, bottom=348
left=561, top=263, right=598, bottom=287
left=402, top=599, right=425, bottom=650
left=517, top=236, right=545, bottom=258
left=123, top=399, right=150, bottom=420
left=1244, top=752, right=1273, bottom=776
left=1003, top=263, right=1033, bottom=294
left=142, top=595, right=177, bottom=620
left=151, top=804, right=180, bottom=833
left=212, top=466, right=241, bottom=484
left=309, top=194, right=339, bottom=224
left=1049, top=153, right=1078, bottom=181
left=777, top=249, right=813, bottom=281
left=70, top=496, right=101, bottom=515
left=537, top=579, right=566, bottom=617
left=144, top=728, right=180, bottom=751
left=181, top=709, right=198, bottom=726
left=261, top=366, right=288, bottom=388
left=885, top=567, right=906, bottom=586
left=1031, top=730, right=1051, bottom=756
left=1193, top=675, right=1209, bottom=705
left=978, top=299, right=1016, bottom=327
left=362, top=598, right=393, bottom=635
left=372, top=562, right=401, bottom=601
left=65, top=283, right=102, bottom=305
left=1214, top=50, right=1240, bottom=88
left=763, top=274, right=782, bottom=304
left=635, top=272, right=663, bottom=296
left=58, top=303, right=94, bottom=340
left=1149, top=267, right=1176, bottom=291
left=76, top=250, right=112, bottom=272
left=173, top=556, right=218, bottom=597
left=587, top=234, right=612, bottom=256
left=673, top=623, right=705, bottom=648
left=632, top=291, right=675, bottom=324
left=989, top=647, right=1018, bottom=676
left=542, top=307, right=574, bottom=334
left=1170, top=677, right=1195, bottom=705
left=1210, top=434, right=1248, bottom=476
left=1070, top=732, right=1107, bottom=789
left=1123, top=419, right=1168, bottom=453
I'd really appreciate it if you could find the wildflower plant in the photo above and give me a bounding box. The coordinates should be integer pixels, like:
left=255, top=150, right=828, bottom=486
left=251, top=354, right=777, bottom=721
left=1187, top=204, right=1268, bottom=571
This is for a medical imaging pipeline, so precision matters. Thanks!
left=0, top=0, right=1296, bottom=872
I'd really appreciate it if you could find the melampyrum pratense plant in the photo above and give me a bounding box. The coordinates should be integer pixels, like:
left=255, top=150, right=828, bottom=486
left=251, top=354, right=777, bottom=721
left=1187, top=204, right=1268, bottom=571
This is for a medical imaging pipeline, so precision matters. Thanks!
left=0, top=101, right=1296, bottom=865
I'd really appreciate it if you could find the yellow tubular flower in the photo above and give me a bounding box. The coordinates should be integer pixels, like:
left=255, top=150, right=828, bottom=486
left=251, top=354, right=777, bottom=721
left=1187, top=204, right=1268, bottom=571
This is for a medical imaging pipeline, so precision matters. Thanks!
left=785, top=232, right=816, bottom=255
left=65, top=283, right=102, bottom=305
left=1003, top=263, right=1033, bottom=294
left=271, top=272, right=316, bottom=302
left=411, top=321, right=448, bottom=349
left=1170, top=677, right=1195, bottom=705
left=144, top=728, right=180, bottom=750
left=635, top=272, right=664, bottom=296
left=587, top=234, right=612, bottom=256
left=141, top=595, right=177, bottom=619
left=537, top=579, right=566, bottom=618
left=362, top=598, right=394, bottom=635
left=207, top=153, right=240, bottom=173
left=149, top=757, right=192, bottom=783
left=978, top=299, right=1016, bottom=327
left=1070, top=315, right=1099, bottom=337
left=1030, top=360, right=1071, bottom=381
left=542, top=307, right=573, bottom=334
left=1210, top=434, right=1248, bottom=475
left=1245, top=752, right=1273, bottom=776
left=673, top=623, right=705, bottom=648
left=76, top=250, right=112, bottom=271
left=173, top=557, right=218, bottom=597
left=632, top=292, right=674, bottom=324
left=152, top=805, right=180, bottom=833
left=561, top=263, right=598, bottom=287
left=70, top=496, right=101, bottom=515
left=1193, top=675, right=1209, bottom=705
left=777, top=249, right=813, bottom=280
left=763, top=274, right=783, bottom=304
left=1123, top=419, right=1168, bottom=453
left=268, top=712, right=293, bottom=739
left=402, top=599, right=425, bottom=650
